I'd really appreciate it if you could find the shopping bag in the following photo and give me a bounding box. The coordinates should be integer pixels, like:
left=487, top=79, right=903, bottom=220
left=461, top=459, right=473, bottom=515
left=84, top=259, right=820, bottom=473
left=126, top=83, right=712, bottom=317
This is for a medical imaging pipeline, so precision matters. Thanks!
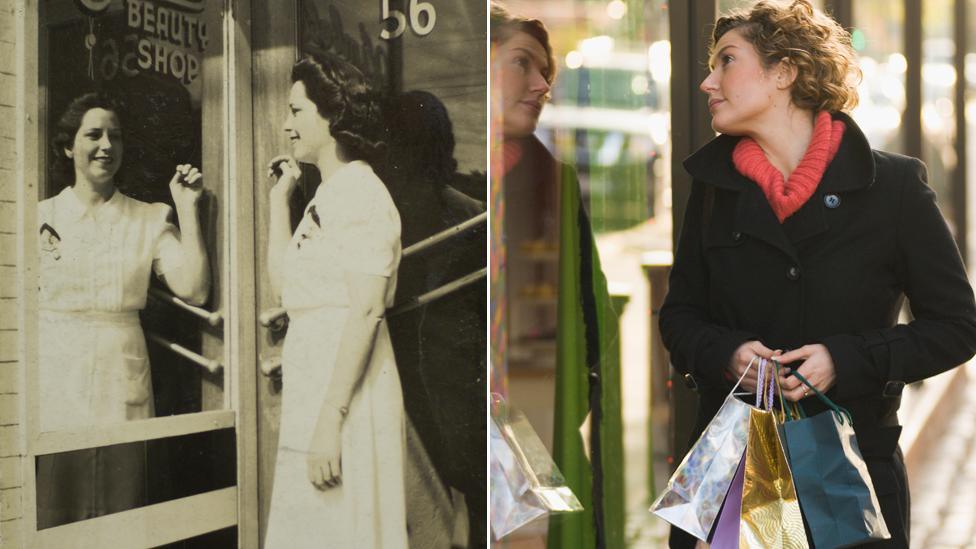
left=779, top=367, right=891, bottom=548
left=708, top=452, right=746, bottom=549
left=650, top=358, right=760, bottom=541
left=739, top=362, right=809, bottom=548
left=489, top=394, right=583, bottom=540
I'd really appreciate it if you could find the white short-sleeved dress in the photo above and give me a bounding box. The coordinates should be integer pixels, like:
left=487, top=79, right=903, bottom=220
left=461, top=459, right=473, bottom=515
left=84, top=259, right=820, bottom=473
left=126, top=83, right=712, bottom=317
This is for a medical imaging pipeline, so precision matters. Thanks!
left=37, top=186, right=183, bottom=431
left=264, top=161, right=407, bottom=549
left=36, top=186, right=183, bottom=527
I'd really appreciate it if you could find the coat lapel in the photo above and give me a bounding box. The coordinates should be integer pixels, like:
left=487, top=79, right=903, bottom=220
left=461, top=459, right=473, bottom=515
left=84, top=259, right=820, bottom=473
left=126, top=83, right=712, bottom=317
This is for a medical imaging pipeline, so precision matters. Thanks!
left=685, top=134, right=801, bottom=262
left=782, top=189, right=828, bottom=244
left=683, top=112, right=877, bottom=260
left=732, top=175, right=800, bottom=263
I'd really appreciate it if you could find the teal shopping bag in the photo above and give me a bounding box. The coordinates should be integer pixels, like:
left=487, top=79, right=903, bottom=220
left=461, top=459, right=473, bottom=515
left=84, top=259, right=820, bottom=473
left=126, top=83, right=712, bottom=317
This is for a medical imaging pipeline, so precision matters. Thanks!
left=777, top=365, right=890, bottom=548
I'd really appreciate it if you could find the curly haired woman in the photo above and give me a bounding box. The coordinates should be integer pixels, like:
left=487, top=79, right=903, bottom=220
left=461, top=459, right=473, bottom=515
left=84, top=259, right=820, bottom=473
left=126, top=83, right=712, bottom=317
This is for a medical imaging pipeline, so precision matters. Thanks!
left=660, top=2, right=976, bottom=547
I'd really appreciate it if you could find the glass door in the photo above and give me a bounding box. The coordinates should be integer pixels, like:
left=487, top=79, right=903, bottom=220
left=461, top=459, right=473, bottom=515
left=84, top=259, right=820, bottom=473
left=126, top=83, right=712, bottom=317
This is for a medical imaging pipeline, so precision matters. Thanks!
left=23, top=1, right=241, bottom=546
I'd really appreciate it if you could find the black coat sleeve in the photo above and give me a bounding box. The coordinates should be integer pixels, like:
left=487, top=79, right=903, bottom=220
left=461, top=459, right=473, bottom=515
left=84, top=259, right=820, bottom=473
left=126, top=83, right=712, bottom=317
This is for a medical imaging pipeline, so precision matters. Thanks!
left=660, top=181, right=757, bottom=391
left=823, top=158, right=976, bottom=400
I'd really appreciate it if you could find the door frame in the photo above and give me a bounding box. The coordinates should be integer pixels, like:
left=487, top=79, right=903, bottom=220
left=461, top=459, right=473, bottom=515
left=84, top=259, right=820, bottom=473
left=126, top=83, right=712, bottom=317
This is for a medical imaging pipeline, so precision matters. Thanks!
left=14, top=0, right=260, bottom=546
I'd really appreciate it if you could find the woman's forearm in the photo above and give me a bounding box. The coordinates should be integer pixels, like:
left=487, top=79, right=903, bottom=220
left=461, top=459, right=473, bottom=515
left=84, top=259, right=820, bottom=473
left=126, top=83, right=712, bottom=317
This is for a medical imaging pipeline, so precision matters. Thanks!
left=320, top=310, right=382, bottom=416
left=168, top=203, right=210, bottom=305
left=318, top=272, right=388, bottom=419
left=267, top=199, right=292, bottom=303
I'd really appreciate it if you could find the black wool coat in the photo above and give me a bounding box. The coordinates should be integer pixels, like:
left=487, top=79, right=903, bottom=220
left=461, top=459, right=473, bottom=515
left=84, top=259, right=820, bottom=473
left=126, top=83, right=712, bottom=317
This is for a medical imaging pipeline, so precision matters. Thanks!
left=659, top=112, right=976, bottom=548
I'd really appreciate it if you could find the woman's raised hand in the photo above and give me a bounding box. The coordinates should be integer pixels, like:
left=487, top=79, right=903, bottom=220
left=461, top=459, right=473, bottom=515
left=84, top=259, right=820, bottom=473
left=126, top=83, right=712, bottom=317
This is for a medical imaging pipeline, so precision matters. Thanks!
left=169, top=164, right=203, bottom=210
left=776, top=344, right=837, bottom=402
left=307, top=406, right=344, bottom=491
left=268, top=155, right=301, bottom=202
left=728, top=340, right=781, bottom=392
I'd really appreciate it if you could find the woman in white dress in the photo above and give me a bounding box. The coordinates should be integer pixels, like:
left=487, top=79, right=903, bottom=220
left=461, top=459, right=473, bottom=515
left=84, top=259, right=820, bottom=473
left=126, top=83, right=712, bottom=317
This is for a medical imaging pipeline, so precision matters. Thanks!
left=263, top=53, right=407, bottom=548
left=36, top=92, right=210, bottom=526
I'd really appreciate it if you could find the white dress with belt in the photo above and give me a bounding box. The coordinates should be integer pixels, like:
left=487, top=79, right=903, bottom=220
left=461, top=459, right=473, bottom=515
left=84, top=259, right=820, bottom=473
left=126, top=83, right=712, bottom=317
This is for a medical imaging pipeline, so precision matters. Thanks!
left=37, top=186, right=183, bottom=432
left=264, top=161, right=408, bottom=549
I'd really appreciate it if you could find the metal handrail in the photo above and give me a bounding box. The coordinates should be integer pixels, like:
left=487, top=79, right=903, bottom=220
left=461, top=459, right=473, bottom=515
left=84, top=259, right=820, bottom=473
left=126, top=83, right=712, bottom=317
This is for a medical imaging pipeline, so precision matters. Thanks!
left=259, top=307, right=287, bottom=327
left=388, top=267, right=486, bottom=317
left=260, top=356, right=282, bottom=378
left=261, top=267, right=487, bottom=330
left=149, top=288, right=222, bottom=326
left=402, top=211, right=486, bottom=258
left=147, top=332, right=223, bottom=374
left=259, top=212, right=487, bottom=329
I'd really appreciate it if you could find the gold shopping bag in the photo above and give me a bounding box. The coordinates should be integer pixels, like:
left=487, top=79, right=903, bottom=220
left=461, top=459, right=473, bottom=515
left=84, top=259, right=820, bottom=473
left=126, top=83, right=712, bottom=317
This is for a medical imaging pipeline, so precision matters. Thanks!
left=739, top=367, right=809, bottom=548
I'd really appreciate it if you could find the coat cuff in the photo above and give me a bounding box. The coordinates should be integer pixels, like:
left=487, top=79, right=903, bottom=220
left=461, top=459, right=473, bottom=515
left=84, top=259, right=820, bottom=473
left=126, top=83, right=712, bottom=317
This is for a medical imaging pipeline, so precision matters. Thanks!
left=822, top=333, right=884, bottom=401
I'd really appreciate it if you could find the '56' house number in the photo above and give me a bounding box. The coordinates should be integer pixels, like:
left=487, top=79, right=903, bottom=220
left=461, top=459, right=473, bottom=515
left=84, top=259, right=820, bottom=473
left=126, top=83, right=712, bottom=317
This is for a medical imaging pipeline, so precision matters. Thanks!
left=380, top=0, right=436, bottom=39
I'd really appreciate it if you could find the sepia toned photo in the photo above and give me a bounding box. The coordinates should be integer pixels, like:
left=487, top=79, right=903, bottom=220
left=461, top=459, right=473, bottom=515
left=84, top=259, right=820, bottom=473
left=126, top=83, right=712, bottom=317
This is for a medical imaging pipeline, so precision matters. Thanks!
left=1, top=1, right=486, bottom=547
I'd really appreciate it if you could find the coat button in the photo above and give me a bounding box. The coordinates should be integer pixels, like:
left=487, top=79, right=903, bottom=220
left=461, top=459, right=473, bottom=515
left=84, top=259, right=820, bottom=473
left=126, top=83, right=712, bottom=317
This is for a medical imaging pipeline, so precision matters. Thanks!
left=732, top=231, right=742, bottom=241
left=787, top=266, right=801, bottom=281
left=824, top=194, right=841, bottom=208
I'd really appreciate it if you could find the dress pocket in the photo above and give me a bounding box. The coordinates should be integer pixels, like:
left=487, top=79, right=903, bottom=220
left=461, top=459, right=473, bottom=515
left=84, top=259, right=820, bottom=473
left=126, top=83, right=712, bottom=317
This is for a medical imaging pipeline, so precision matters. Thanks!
left=123, top=354, right=152, bottom=406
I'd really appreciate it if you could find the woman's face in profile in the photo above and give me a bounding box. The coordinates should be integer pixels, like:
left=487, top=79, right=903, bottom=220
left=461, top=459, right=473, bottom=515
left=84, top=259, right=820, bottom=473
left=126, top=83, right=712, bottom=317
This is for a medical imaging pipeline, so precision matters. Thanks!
left=492, top=31, right=551, bottom=138
left=700, top=28, right=784, bottom=135
left=283, top=80, right=333, bottom=163
left=68, top=108, right=122, bottom=186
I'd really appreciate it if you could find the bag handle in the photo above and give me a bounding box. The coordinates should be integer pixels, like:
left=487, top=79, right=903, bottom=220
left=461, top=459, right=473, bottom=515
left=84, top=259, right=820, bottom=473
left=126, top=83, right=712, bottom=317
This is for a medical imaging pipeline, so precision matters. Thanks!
left=773, top=361, right=806, bottom=422
left=755, top=358, right=767, bottom=408
left=755, top=359, right=776, bottom=411
left=774, top=360, right=853, bottom=425
left=729, top=356, right=760, bottom=396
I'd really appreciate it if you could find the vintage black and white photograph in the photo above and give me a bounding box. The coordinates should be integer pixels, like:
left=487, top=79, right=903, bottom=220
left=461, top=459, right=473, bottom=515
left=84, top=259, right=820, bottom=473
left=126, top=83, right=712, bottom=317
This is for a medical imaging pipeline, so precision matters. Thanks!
left=1, top=0, right=486, bottom=547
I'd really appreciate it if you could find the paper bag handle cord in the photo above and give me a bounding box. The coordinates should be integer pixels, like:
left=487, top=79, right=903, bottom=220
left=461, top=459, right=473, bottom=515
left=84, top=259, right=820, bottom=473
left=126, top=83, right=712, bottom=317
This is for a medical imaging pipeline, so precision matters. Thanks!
left=730, top=356, right=760, bottom=395
left=773, top=361, right=807, bottom=421
left=781, top=364, right=853, bottom=425
left=755, top=358, right=767, bottom=408
left=764, top=360, right=776, bottom=411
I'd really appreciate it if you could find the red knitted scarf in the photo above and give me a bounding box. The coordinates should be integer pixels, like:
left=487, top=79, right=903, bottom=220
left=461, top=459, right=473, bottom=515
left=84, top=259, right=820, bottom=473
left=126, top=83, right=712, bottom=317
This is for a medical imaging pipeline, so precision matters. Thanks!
left=732, top=111, right=846, bottom=223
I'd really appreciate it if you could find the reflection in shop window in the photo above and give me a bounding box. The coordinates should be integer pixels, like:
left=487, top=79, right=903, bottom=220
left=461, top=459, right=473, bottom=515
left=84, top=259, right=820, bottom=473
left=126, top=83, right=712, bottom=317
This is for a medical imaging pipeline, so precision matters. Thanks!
left=33, top=0, right=228, bottom=542
left=502, top=0, right=671, bottom=546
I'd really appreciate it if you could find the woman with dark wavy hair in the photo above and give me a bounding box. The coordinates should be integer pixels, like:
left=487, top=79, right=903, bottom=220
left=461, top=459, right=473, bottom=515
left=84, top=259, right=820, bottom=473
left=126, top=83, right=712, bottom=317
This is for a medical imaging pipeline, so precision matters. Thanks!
left=263, top=52, right=406, bottom=548
left=36, top=91, right=209, bottom=527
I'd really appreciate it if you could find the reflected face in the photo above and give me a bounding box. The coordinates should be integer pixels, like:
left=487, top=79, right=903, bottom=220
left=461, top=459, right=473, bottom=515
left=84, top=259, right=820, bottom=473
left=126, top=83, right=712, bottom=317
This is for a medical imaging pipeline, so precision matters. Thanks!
left=283, top=81, right=334, bottom=163
left=492, top=31, right=552, bottom=138
left=700, top=29, right=783, bottom=135
left=68, top=108, right=122, bottom=187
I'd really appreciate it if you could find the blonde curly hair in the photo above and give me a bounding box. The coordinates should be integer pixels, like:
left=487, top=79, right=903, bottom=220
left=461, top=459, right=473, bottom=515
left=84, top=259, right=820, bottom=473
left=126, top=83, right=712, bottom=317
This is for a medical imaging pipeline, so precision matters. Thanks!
left=711, top=0, right=862, bottom=113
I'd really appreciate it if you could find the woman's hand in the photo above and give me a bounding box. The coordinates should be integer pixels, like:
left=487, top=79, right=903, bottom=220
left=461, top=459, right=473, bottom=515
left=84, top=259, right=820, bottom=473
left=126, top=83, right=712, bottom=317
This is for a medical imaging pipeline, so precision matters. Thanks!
left=728, top=340, right=781, bottom=392
left=776, top=344, right=837, bottom=402
left=268, top=155, right=301, bottom=203
left=169, top=164, right=203, bottom=211
left=307, top=407, right=344, bottom=490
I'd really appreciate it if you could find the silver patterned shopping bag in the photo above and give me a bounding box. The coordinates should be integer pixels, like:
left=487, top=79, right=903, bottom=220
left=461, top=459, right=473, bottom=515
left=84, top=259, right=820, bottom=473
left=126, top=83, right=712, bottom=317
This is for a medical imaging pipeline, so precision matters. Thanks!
left=650, top=359, right=760, bottom=541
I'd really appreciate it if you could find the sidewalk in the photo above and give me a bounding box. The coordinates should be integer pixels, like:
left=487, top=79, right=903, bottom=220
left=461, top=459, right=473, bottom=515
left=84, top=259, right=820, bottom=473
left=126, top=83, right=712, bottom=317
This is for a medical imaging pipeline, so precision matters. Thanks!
left=907, top=362, right=976, bottom=548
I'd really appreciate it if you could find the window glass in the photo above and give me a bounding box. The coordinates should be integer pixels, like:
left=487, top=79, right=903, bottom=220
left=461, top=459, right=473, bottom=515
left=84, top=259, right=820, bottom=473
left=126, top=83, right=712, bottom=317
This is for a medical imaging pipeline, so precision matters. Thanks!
left=851, top=0, right=907, bottom=154
left=37, top=0, right=226, bottom=430
left=501, top=0, right=671, bottom=544
left=922, top=0, right=960, bottom=236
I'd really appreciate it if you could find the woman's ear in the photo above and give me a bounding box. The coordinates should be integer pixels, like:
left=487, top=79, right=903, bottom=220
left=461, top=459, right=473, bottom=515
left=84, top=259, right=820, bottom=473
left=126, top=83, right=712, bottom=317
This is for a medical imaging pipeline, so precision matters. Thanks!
left=776, top=57, right=798, bottom=90
left=64, top=148, right=73, bottom=159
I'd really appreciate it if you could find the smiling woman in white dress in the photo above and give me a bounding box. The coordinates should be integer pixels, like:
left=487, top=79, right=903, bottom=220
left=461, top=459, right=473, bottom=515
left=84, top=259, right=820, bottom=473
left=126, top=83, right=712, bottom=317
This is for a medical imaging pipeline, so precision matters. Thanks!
left=35, top=92, right=210, bottom=527
left=263, top=53, right=406, bottom=549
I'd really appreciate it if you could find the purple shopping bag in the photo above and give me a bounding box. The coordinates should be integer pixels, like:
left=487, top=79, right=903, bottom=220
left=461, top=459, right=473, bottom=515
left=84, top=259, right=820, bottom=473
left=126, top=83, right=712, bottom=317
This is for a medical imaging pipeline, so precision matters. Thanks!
left=708, top=452, right=745, bottom=548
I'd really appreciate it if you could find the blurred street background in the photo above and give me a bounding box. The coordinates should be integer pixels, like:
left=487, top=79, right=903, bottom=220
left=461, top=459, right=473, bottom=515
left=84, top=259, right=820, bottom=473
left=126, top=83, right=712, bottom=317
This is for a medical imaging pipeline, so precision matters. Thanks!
left=496, top=0, right=976, bottom=546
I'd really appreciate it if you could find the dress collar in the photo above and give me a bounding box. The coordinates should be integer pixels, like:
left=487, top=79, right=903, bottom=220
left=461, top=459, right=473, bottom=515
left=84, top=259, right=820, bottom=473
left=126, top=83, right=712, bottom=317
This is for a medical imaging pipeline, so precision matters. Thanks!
left=57, top=185, right=125, bottom=224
